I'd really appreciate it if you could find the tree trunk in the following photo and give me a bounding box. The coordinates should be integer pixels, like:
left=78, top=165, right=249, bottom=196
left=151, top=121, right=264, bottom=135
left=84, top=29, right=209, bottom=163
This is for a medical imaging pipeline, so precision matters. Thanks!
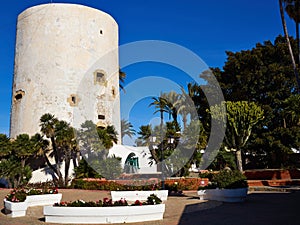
left=183, top=116, right=187, bottom=130
left=42, top=150, right=64, bottom=186
left=64, top=157, right=70, bottom=187
left=236, top=150, right=243, bottom=172
left=296, top=0, right=300, bottom=64
left=279, top=0, right=300, bottom=93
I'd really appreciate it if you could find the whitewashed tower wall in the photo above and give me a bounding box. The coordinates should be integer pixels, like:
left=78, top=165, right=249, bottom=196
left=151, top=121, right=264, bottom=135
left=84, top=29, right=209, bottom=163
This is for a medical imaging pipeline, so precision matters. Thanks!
left=10, top=3, right=121, bottom=142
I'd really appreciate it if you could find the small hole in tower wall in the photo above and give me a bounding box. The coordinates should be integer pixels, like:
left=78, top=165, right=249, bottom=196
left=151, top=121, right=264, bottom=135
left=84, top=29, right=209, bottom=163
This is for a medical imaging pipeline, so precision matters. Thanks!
left=14, top=90, right=25, bottom=101
left=71, top=96, right=76, bottom=104
left=68, top=94, right=79, bottom=106
left=15, top=94, right=23, bottom=100
left=98, top=115, right=105, bottom=120
left=100, top=29, right=103, bottom=35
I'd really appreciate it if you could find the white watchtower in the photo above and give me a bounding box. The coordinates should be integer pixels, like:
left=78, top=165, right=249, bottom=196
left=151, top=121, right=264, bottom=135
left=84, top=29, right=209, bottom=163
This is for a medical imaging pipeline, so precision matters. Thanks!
left=10, top=3, right=121, bottom=142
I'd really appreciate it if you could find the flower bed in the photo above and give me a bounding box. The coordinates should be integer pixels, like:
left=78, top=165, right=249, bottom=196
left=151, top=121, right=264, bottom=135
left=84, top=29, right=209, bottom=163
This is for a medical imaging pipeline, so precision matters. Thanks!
left=111, top=190, right=168, bottom=201
left=4, top=187, right=61, bottom=217
left=44, top=204, right=165, bottom=224
left=44, top=195, right=165, bottom=224
left=197, top=170, right=249, bottom=203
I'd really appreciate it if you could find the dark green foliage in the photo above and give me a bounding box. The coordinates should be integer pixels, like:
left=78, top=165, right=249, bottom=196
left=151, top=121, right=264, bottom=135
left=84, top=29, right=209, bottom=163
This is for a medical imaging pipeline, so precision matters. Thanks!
left=70, top=179, right=161, bottom=191
left=207, top=150, right=237, bottom=171
left=74, top=159, right=103, bottom=179
left=5, top=189, right=27, bottom=202
left=203, top=36, right=300, bottom=169
left=54, top=195, right=161, bottom=207
left=145, top=194, right=162, bottom=205
left=210, top=170, right=248, bottom=189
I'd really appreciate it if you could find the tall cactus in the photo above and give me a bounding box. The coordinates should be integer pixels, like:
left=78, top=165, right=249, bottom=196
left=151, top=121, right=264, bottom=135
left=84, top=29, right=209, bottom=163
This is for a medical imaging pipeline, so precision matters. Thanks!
left=210, top=101, right=264, bottom=171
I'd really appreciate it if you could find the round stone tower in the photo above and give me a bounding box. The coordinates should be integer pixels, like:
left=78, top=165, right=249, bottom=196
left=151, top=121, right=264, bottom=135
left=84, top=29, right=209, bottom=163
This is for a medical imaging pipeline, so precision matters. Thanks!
left=10, top=3, right=121, bottom=143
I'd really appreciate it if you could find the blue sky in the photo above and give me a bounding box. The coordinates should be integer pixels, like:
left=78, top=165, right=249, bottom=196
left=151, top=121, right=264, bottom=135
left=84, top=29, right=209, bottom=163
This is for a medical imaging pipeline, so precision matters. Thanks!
left=0, top=0, right=294, bottom=144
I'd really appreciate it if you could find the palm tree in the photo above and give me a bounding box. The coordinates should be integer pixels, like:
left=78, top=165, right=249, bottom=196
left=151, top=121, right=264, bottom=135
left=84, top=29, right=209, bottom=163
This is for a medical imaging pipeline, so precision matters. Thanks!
left=40, top=113, right=59, bottom=161
left=55, top=120, right=77, bottom=186
left=39, top=113, right=64, bottom=186
left=283, top=0, right=300, bottom=64
left=0, top=134, right=11, bottom=159
left=121, top=119, right=136, bottom=144
left=175, top=87, right=194, bottom=130
left=149, top=96, right=169, bottom=133
left=30, top=133, right=55, bottom=173
left=119, top=68, right=126, bottom=93
left=161, top=92, right=180, bottom=123
left=103, top=125, right=119, bottom=147
left=12, top=134, right=36, bottom=169
left=136, top=125, right=152, bottom=146
left=279, top=0, right=300, bottom=93
left=11, top=134, right=38, bottom=185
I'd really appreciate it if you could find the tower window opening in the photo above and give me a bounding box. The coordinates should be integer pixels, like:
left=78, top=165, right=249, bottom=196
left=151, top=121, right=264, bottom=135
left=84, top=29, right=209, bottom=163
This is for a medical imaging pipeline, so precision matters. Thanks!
left=68, top=94, right=79, bottom=106
left=15, top=93, right=23, bottom=100
left=98, top=114, right=105, bottom=120
left=71, top=96, right=76, bottom=104
left=100, top=29, right=103, bottom=35
left=14, top=90, right=25, bottom=102
left=95, top=71, right=105, bottom=83
left=112, top=87, right=116, bottom=97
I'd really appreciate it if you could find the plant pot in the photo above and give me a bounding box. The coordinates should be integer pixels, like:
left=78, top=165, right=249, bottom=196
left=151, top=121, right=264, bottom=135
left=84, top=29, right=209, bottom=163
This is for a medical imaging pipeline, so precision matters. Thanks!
left=111, top=190, right=168, bottom=201
left=3, top=199, right=28, bottom=217
left=197, top=190, right=208, bottom=200
left=201, top=188, right=248, bottom=202
left=4, top=193, right=62, bottom=217
left=44, top=204, right=166, bottom=224
left=25, top=193, right=62, bottom=207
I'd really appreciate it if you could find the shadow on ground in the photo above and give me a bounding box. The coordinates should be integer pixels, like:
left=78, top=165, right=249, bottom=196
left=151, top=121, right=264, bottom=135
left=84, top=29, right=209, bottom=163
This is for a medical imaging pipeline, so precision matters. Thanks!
left=178, top=191, right=300, bottom=225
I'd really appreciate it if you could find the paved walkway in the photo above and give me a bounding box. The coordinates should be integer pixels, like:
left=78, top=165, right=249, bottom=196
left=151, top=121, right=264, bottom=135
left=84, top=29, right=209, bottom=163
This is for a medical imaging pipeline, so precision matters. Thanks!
left=1, top=188, right=300, bottom=225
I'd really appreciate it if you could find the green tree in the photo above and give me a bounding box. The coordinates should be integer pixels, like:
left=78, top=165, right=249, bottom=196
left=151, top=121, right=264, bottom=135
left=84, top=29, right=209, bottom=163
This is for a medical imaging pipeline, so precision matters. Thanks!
left=161, top=91, right=180, bottom=123
left=12, top=134, right=36, bottom=169
left=210, top=101, right=264, bottom=172
left=76, top=121, right=121, bottom=179
left=121, top=119, right=135, bottom=144
left=210, top=35, right=300, bottom=168
left=55, top=120, right=77, bottom=186
left=136, top=125, right=152, bottom=146
left=0, top=134, right=37, bottom=187
left=39, top=113, right=75, bottom=187
left=283, top=0, right=300, bottom=64
left=119, top=68, right=126, bottom=92
left=149, top=96, right=169, bottom=132
left=279, top=0, right=300, bottom=92
left=0, top=134, right=11, bottom=159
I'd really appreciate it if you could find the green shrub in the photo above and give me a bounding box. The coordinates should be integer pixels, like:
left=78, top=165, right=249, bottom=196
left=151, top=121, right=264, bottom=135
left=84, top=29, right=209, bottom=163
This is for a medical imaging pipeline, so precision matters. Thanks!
left=211, top=170, right=248, bottom=189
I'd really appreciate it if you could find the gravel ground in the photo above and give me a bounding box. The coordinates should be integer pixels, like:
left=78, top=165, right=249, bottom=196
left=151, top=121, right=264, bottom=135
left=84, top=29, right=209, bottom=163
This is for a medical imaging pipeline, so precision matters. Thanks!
left=1, top=188, right=300, bottom=225
left=0, top=189, right=221, bottom=225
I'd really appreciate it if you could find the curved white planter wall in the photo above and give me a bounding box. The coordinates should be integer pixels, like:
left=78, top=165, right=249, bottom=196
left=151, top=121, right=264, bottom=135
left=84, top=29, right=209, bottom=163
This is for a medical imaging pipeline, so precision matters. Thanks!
left=4, top=193, right=62, bottom=217
left=25, top=193, right=62, bottom=207
left=4, top=200, right=28, bottom=217
left=44, top=204, right=165, bottom=224
left=198, top=188, right=248, bottom=202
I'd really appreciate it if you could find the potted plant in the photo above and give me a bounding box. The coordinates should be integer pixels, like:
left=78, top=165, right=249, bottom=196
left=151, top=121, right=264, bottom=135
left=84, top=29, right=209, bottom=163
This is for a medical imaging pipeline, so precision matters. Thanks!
left=44, top=194, right=165, bottom=224
left=3, top=189, right=28, bottom=217
left=197, top=170, right=248, bottom=202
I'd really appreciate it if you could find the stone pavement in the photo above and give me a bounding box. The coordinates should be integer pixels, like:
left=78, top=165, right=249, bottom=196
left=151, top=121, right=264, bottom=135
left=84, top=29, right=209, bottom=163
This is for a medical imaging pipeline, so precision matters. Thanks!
left=1, top=188, right=300, bottom=225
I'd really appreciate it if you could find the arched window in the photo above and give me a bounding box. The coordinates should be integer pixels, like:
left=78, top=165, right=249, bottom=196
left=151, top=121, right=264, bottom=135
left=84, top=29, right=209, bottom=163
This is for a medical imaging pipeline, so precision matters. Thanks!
left=124, top=153, right=139, bottom=173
